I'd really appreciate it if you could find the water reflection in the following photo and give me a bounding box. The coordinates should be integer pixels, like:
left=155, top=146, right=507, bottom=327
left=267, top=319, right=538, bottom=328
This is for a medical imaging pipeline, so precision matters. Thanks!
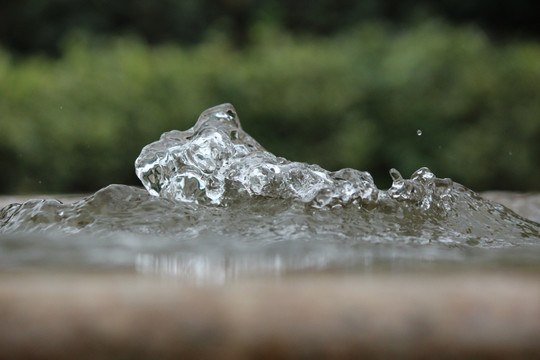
left=134, top=245, right=470, bottom=283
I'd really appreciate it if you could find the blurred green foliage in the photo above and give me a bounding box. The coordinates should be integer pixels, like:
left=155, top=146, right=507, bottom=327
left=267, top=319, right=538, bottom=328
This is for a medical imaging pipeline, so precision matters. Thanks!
left=1, top=21, right=539, bottom=193
left=2, top=0, right=539, bottom=55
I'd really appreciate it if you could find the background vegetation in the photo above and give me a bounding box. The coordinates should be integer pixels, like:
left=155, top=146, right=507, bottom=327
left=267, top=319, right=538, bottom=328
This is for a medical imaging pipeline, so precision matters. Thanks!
left=0, top=1, right=539, bottom=193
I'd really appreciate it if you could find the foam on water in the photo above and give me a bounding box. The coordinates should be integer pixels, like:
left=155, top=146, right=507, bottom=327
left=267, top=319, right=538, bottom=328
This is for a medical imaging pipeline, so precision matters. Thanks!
left=1, top=104, right=539, bottom=280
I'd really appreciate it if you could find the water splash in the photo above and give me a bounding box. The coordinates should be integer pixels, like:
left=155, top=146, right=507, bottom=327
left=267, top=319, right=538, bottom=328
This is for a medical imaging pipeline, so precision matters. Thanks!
left=135, top=103, right=378, bottom=207
left=1, top=104, right=539, bottom=278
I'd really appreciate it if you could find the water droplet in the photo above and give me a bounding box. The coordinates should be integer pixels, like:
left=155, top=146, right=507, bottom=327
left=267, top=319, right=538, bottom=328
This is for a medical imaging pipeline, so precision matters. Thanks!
left=508, top=152, right=512, bottom=156
left=417, top=130, right=422, bottom=136
left=60, top=106, right=63, bottom=110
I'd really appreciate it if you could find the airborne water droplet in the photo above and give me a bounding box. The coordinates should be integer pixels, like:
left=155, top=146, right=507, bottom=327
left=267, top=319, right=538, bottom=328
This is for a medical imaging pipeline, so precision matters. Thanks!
left=417, top=130, right=422, bottom=136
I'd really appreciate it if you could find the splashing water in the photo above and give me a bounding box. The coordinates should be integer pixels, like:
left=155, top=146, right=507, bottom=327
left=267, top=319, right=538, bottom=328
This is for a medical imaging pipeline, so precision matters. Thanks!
left=1, top=104, right=539, bottom=280
left=135, top=104, right=378, bottom=207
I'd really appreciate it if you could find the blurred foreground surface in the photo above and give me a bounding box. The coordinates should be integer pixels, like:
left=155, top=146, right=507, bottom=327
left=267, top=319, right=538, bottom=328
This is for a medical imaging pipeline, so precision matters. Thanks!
left=0, top=192, right=539, bottom=358
left=0, top=272, right=539, bottom=359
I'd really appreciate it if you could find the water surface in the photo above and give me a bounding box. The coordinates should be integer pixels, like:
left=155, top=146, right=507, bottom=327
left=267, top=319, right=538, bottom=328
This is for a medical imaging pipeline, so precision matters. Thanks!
left=1, top=104, right=539, bottom=281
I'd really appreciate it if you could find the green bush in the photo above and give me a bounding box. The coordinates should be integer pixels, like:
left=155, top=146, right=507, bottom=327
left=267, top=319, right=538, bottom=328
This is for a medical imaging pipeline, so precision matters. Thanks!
left=1, top=21, right=539, bottom=194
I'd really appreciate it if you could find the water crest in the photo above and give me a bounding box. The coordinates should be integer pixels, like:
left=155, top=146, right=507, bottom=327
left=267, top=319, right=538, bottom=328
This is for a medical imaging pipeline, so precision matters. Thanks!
left=1, top=104, right=539, bottom=279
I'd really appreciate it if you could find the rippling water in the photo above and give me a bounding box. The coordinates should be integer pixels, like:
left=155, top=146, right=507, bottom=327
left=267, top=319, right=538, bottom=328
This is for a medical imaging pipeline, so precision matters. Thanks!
left=1, top=104, right=539, bottom=280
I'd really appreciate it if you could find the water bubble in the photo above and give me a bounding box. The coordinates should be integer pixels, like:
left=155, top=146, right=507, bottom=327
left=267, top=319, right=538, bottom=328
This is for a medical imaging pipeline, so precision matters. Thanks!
left=417, top=130, right=422, bottom=136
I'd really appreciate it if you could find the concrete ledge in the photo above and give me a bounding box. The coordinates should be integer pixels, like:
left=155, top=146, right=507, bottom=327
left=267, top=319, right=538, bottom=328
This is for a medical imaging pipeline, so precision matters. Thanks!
left=0, top=272, right=539, bottom=359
